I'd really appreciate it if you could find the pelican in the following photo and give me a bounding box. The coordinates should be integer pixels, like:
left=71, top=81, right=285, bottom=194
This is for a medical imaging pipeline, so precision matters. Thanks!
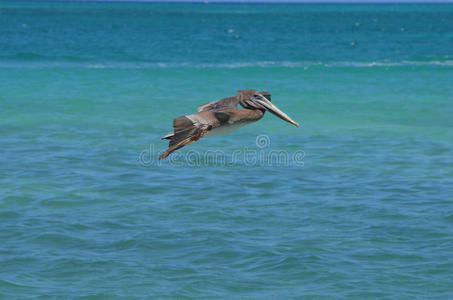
left=159, top=89, right=299, bottom=160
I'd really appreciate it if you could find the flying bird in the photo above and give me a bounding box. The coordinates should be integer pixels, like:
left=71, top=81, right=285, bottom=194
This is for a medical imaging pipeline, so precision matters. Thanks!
left=159, top=90, right=299, bottom=160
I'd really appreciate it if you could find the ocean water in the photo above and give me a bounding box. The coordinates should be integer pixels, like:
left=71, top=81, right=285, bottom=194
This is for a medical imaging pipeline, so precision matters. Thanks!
left=1, top=1, right=453, bottom=298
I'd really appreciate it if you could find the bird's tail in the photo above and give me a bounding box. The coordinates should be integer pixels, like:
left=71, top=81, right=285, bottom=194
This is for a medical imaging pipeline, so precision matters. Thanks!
left=159, top=126, right=211, bottom=160
left=159, top=129, right=202, bottom=160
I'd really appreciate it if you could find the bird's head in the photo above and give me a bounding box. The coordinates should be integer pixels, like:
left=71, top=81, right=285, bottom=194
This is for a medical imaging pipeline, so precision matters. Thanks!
left=238, top=90, right=299, bottom=127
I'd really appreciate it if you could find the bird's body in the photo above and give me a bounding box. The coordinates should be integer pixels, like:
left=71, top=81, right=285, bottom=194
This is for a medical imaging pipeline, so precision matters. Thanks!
left=159, top=90, right=298, bottom=160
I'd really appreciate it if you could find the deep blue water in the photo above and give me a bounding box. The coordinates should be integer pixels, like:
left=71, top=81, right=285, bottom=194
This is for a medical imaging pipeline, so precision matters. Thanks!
left=1, top=1, right=453, bottom=298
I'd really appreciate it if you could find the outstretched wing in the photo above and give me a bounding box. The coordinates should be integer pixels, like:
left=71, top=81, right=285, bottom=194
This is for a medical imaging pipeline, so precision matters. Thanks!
left=198, top=96, right=240, bottom=112
left=159, top=111, right=230, bottom=160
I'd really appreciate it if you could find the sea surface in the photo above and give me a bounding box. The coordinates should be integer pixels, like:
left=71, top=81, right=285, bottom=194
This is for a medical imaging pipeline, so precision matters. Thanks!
left=1, top=1, right=453, bottom=298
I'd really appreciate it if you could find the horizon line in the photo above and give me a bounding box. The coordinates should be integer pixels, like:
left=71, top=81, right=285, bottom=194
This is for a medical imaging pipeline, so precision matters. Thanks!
left=3, top=0, right=453, bottom=4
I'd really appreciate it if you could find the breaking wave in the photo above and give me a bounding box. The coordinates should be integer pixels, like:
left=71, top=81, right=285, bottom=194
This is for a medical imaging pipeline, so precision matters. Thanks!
left=1, top=54, right=452, bottom=69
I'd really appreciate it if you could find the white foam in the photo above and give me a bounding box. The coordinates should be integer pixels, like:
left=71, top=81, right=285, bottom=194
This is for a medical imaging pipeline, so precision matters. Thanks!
left=1, top=60, right=452, bottom=69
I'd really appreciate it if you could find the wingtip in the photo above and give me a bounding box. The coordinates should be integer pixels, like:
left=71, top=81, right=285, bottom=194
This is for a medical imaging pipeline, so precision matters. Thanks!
left=158, top=152, right=169, bottom=160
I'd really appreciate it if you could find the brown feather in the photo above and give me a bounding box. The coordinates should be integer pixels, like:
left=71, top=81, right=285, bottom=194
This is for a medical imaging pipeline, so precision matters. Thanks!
left=198, top=96, right=239, bottom=112
left=158, top=125, right=210, bottom=160
left=159, top=112, right=221, bottom=160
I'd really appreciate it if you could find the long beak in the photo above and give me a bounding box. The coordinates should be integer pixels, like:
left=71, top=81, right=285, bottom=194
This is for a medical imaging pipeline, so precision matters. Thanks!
left=253, top=97, right=299, bottom=127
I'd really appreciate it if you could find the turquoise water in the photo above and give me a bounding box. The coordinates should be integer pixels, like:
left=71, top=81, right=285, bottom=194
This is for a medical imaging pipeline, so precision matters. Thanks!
left=1, top=1, right=453, bottom=298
